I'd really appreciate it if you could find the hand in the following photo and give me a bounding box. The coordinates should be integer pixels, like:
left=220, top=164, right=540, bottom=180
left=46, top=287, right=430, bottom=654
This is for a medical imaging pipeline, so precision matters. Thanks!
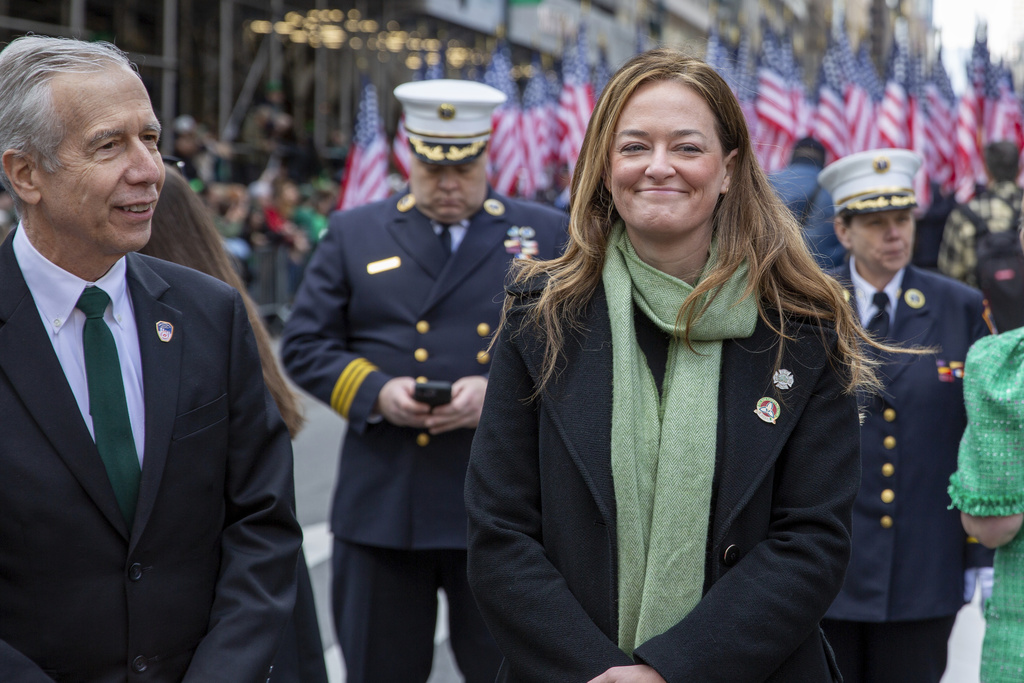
left=961, top=512, right=1024, bottom=549
left=587, top=664, right=667, bottom=683
left=374, top=377, right=431, bottom=428
left=424, top=376, right=488, bottom=434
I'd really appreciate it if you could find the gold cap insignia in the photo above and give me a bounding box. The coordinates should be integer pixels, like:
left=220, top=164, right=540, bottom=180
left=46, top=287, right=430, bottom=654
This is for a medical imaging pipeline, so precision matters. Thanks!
left=397, top=194, right=416, bottom=212
left=904, top=288, right=925, bottom=309
left=438, top=103, right=456, bottom=120
left=483, top=198, right=505, bottom=216
left=873, top=156, right=890, bottom=173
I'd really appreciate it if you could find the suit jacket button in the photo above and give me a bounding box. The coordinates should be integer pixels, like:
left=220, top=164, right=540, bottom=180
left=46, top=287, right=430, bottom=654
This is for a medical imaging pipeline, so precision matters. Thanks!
left=132, top=655, right=148, bottom=673
left=722, top=544, right=739, bottom=566
left=128, top=563, right=143, bottom=581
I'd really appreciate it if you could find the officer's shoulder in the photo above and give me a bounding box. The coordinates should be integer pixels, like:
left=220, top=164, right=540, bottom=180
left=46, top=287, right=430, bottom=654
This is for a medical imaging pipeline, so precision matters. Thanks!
left=910, top=266, right=984, bottom=304
left=327, top=195, right=401, bottom=232
left=499, top=195, right=566, bottom=228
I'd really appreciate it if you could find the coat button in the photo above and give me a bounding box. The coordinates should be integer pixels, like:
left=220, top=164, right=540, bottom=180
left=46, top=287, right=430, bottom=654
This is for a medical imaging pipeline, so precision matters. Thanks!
left=128, top=563, right=143, bottom=581
left=414, top=348, right=429, bottom=362
left=416, top=320, right=430, bottom=334
left=416, top=376, right=428, bottom=384
left=882, top=463, right=895, bottom=477
left=477, top=322, right=491, bottom=337
left=132, top=655, right=148, bottom=673
left=476, top=350, right=490, bottom=364
left=881, top=489, right=895, bottom=504
left=416, top=433, right=430, bottom=447
left=722, top=544, right=739, bottom=566
left=883, top=436, right=896, bottom=449
left=883, top=408, right=896, bottom=422
left=880, top=515, right=894, bottom=529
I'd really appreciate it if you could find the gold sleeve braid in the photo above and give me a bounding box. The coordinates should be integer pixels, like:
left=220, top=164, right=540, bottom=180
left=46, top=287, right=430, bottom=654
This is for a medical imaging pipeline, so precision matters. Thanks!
left=331, top=358, right=378, bottom=418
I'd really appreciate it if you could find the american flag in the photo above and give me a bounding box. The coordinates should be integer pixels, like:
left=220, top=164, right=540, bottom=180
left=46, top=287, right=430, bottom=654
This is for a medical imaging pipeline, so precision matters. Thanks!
left=483, top=40, right=524, bottom=197
left=733, top=32, right=759, bottom=134
left=878, top=38, right=910, bottom=150
left=556, top=25, right=594, bottom=173
left=754, top=28, right=799, bottom=172
left=814, top=37, right=849, bottom=163
left=954, top=33, right=991, bottom=202
left=925, top=52, right=957, bottom=194
left=842, top=36, right=876, bottom=154
left=520, top=56, right=555, bottom=199
left=986, top=63, right=1023, bottom=146
left=337, top=78, right=390, bottom=211
left=907, top=54, right=932, bottom=212
left=593, top=45, right=611, bottom=101
left=705, top=26, right=733, bottom=87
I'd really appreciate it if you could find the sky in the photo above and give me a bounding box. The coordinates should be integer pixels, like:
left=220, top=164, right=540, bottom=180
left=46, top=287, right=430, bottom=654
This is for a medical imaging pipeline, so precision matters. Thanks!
left=933, top=0, right=1015, bottom=92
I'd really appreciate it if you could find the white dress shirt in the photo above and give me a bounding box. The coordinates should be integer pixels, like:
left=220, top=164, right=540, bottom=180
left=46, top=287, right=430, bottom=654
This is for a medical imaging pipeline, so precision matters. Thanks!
left=13, top=225, right=146, bottom=465
left=431, top=219, right=470, bottom=254
left=848, top=254, right=905, bottom=330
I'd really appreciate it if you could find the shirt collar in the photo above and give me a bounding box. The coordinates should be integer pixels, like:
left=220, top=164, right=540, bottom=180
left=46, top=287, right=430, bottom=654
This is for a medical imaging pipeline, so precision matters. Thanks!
left=13, top=223, right=132, bottom=335
left=848, top=254, right=905, bottom=319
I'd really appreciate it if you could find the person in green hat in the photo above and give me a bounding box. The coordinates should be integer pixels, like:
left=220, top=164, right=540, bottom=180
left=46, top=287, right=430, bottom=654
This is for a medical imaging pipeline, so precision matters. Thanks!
left=949, top=222, right=1024, bottom=683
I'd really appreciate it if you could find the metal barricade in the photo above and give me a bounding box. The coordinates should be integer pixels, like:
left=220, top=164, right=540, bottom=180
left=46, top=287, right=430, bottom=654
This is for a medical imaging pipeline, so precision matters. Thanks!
left=248, top=244, right=292, bottom=332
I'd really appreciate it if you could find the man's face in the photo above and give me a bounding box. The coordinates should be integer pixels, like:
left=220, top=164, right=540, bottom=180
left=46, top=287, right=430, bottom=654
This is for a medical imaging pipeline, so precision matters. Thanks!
left=407, top=153, right=488, bottom=224
left=835, top=208, right=915, bottom=289
left=23, top=67, right=164, bottom=280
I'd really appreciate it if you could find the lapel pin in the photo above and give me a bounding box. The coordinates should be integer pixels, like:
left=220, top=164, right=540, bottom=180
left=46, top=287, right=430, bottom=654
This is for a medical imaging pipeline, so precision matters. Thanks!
left=904, top=288, right=925, bottom=309
left=773, top=369, right=794, bottom=390
left=755, top=397, right=780, bottom=424
left=156, top=321, right=174, bottom=343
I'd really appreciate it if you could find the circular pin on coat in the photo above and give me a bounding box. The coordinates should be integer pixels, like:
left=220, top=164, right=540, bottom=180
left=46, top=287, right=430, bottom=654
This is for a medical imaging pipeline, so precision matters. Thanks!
left=904, top=288, right=925, bottom=309
left=483, top=198, right=505, bottom=216
left=755, top=397, right=781, bottom=424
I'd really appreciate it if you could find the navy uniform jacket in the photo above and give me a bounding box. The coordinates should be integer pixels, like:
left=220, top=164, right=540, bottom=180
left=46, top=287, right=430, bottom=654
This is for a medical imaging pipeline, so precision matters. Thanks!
left=826, top=264, right=993, bottom=622
left=281, top=189, right=566, bottom=550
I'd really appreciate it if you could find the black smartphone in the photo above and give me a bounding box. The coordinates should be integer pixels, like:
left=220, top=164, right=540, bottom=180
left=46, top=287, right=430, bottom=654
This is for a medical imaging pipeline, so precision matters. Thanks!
left=413, top=380, right=452, bottom=407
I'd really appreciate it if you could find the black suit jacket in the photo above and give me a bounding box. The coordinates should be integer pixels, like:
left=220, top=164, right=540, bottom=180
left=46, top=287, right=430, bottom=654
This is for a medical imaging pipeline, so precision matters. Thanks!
left=0, top=231, right=301, bottom=682
left=466, top=284, right=861, bottom=682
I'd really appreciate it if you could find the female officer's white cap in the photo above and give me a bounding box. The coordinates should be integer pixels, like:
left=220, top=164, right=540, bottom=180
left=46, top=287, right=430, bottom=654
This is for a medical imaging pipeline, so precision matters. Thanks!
left=817, top=148, right=923, bottom=215
left=394, top=79, right=506, bottom=165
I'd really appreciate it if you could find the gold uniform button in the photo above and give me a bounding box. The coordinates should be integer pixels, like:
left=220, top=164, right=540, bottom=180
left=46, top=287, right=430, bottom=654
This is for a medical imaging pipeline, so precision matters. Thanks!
left=416, top=433, right=430, bottom=447
left=414, top=348, right=429, bottom=362
left=883, top=436, right=896, bottom=450
left=882, top=463, right=895, bottom=477
left=416, top=320, right=430, bottom=334
left=416, top=376, right=428, bottom=384
left=880, top=515, right=894, bottom=529
left=881, top=489, right=895, bottom=504
left=477, top=322, right=491, bottom=337
left=883, top=408, right=896, bottom=422
left=476, top=350, right=490, bottom=364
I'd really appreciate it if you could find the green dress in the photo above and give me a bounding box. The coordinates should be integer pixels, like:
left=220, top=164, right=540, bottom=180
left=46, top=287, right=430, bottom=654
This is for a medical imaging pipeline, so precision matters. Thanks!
left=949, top=327, right=1024, bottom=683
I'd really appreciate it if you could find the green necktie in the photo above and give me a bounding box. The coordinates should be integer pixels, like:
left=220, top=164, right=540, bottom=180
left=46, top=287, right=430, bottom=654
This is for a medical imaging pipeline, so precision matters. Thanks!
left=77, top=286, right=140, bottom=528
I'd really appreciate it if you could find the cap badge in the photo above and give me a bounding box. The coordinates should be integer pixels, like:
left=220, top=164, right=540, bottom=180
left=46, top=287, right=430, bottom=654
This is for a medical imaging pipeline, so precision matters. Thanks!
left=156, top=321, right=174, bottom=343
left=904, top=288, right=925, bottom=309
left=873, top=155, right=890, bottom=173
left=438, top=103, right=456, bottom=120
left=773, top=369, right=794, bottom=391
left=755, top=397, right=781, bottom=424
left=484, top=198, right=505, bottom=216
left=397, top=194, right=416, bottom=212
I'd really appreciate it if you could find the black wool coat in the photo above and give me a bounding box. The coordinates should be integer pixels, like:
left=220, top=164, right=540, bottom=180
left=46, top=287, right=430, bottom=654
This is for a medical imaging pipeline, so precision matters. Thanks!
left=466, top=283, right=861, bottom=683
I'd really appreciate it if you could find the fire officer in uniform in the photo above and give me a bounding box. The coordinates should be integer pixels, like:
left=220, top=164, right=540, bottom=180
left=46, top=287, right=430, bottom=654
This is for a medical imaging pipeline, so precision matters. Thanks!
left=280, top=79, right=566, bottom=683
left=817, top=149, right=993, bottom=683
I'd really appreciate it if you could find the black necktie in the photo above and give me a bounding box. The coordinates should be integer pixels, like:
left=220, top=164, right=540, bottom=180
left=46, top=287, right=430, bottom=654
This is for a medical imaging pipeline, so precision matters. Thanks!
left=438, top=224, right=452, bottom=258
left=867, top=291, right=890, bottom=339
left=77, top=287, right=141, bottom=528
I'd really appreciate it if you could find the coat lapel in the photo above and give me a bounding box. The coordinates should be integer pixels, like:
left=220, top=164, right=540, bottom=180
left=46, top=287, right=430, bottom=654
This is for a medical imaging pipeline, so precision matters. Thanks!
left=0, top=233, right=129, bottom=538
left=884, top=267, right=935, bottom=385
left=384, top=202, right=446, bottom=279
left=124, top=254, right=181, bottom=548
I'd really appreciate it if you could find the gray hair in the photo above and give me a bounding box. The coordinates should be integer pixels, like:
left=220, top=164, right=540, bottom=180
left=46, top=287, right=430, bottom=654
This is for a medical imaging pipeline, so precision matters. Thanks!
left=0, top=35, right=140, bottom=214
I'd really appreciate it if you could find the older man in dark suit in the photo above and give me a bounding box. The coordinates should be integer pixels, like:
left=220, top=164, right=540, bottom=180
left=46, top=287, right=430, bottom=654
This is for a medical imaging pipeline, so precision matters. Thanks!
left=0, top=35, right=301, bottom=682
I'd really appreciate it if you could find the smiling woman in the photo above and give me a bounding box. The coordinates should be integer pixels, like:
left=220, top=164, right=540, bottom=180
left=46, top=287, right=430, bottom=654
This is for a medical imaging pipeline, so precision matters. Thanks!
left=464, top=48, right=878, bottom=683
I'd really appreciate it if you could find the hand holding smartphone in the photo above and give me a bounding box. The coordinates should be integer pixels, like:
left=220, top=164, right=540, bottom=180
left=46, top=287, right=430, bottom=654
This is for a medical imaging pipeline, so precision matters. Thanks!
left=413, top=380, right=452, bottom=407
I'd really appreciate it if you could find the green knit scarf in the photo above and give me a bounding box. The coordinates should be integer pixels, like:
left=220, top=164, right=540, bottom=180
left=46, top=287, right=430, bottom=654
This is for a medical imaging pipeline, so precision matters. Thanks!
left=602, top=222, right=757, bottom=655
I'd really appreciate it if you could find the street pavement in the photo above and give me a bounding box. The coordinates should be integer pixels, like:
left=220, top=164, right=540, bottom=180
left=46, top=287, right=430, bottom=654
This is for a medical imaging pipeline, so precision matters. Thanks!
left=290, top=388, right=987, bottom=683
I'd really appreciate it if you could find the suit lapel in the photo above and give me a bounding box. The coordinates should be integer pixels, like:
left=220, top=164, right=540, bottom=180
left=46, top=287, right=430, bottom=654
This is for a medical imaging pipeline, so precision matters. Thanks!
left=713, top=320, right=820, bottom=546
left=384, top=203, right=446, bottom=279
left=884, top=267, right=934, bottom=385
left=527, top=288, right=617, bottom=524
left=0, top=233, right=129, bottom=538
left=125, top=254, right=181, bottom=548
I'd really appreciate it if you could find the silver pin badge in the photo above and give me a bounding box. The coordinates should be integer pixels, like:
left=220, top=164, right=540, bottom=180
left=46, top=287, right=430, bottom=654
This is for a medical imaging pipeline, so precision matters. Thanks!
left=773, top=369, right=794, bottom=391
